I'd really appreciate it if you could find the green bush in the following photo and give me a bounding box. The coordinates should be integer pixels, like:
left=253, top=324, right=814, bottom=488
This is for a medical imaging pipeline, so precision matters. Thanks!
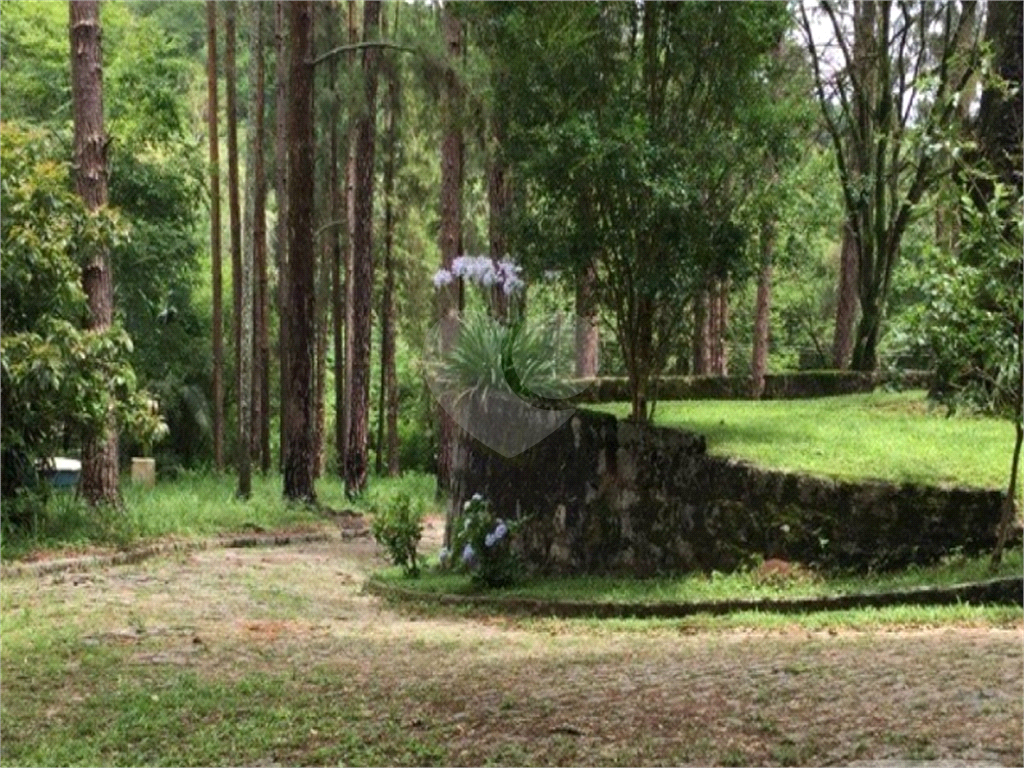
left=371, top=493, right=425, bottom=577
left=444, top=494, right=524, bottom=589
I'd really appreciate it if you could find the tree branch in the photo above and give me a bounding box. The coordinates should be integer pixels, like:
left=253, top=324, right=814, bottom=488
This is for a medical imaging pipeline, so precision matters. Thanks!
left=312, top=41, right=415, bottom=67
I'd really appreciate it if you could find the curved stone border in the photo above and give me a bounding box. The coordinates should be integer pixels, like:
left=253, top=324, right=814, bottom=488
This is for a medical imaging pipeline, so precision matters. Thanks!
left=1, top=531, right=333, bottom=579
left=365, top=576, right=1023, bottom=619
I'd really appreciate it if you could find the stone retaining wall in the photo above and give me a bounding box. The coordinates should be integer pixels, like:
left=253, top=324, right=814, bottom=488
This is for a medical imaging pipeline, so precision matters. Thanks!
left=449, top=402, right=1008, bottom=575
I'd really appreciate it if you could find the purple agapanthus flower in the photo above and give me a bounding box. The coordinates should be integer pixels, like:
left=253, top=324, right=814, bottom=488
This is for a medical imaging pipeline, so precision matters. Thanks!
left=433, top=256, right=524, bottom=296
left=432, top=268, right=455, bottom=289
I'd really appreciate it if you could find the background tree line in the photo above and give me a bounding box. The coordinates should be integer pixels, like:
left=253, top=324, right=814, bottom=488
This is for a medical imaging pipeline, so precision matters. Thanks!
left=0, top=1, right=1018, bottom=521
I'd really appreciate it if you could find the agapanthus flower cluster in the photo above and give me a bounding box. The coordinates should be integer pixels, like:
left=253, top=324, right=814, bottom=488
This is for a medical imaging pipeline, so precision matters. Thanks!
left=444, top=492, right=523, bottom=588
left=484, top=521, right=508, bottom=548
left=432, top=256, right=524, bottom=295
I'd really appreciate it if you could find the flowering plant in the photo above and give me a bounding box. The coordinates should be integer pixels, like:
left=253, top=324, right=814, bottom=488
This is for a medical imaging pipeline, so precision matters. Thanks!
left=432, top=255, right=524, bottom=295
left=442, top=493, right=523, bottom=588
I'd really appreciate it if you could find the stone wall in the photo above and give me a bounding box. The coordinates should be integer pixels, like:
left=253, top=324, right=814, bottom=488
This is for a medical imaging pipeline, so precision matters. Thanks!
left=449, top=405, right=1008, bottom=575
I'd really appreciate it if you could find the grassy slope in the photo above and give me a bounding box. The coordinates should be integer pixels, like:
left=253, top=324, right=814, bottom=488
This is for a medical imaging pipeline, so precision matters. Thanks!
left=596, top=390, right=1014, bottom=489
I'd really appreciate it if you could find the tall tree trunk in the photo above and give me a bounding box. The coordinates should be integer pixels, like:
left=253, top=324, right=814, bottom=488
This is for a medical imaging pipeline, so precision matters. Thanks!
left=832, top=220, right=859, bottom=369
left=487, top=122, right=509, bottom=320
left=206, top=0, right=225, bottom=472
left=378, top=12, right=401, bottom=478
left=274, top=0, right=289, bottom=473
left=70, top=0, right=118, bottom=505
left=330, top=6, right=345, bottom=479
left=238, top=110, right=255, bottom=500
left=978, top=0, right=1022, bottom=196
left=313, top=187, right=330, bottom=480
left=250, top=1, right=270, bottom=476
left=574, top=260, right=599, bottom=378
left=226, top=2, right=243, bottom=469
left=238, top=1, right=266, bottom=499
left=692, top=287, right=711, bottom=375
left=437, top=4, right=463, bottom=510
left=751, top=217, right=774, bottom=398
left=345, top=0, right=382, bottom=499
left=713, top=279, right=730, bottom=376
left=340, top=0, right=358, bottom=481
left=282, top=0, right=316, bottom=503
left=313, top=1, right=338, bottom=482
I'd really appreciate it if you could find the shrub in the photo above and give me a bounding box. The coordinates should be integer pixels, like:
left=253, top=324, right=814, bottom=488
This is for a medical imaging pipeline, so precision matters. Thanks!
left=371, top=493, right=425, bottom=577
left=444, top=494, right=523, bottom=588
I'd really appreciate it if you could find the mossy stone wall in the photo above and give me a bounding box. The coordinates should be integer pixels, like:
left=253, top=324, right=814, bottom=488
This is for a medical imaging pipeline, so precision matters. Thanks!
left=449, top=405, right=1006, bottom=575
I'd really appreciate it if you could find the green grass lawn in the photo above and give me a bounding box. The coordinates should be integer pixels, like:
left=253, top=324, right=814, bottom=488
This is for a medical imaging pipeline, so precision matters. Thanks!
left=374, top=547, right=1023, bottom=605
left=596, top=390, right=1015, bottom=489
left=0, top=470, right=440, bottom=562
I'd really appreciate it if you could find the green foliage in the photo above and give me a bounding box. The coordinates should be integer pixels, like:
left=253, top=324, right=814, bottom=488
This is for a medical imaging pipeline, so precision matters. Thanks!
left=489, top=2, right=801, bottom=411
left=445, top=495, right=523, bottom=589
left=899, top=181, right=1023, bottom=421
left=371, top=493, right=426, bottom=577
left=0, top=124, right=167, bottom=523
left=428, top=310, right=577, bottom=407
left=1, top=2, right=212, bottom=473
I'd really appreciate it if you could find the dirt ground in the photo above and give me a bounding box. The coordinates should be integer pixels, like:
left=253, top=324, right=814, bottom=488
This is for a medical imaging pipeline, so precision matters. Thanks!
left=3, top=517, right=1022, bottom=767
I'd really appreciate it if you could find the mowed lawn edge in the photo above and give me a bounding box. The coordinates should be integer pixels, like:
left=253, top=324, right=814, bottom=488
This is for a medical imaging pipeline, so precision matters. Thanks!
left=595, top=390, right=1015, bottom=490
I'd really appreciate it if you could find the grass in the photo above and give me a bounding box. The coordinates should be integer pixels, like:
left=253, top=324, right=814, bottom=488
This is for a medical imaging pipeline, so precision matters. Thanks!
left=595, top=390, right=1015, bottom=489
left=1, top=509, right=1020, bottom=766
left=0, top=652, right=446, bottom=767
left=393, top=596, right=1023, bottom=635
left=0, top=470, right=440, bottom=562
left=373, top=547, right=1023, bottom=605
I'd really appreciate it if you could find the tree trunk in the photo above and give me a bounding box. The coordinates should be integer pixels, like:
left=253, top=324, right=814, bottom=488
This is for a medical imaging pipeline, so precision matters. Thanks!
left=330, top=11, right=345, bottom=480
left=250, top=1, right=270, bottom=476
left=991, top=419, right=1023, bottom=568
left=313, top=189, right=330, bottom=480
left=437, top=4, right=463, bottom=510
left=226, top=2, right=243, bottom=468
left=714, top=279, right=729, bottom=376
left=628, top=298, right=653, bottom=421
left=832, top=219, right=859, bottom=369
left=345, top=0, right=382, bottom=499
left=238, top=1, right=266, bottom=499
left=206, top=0, right=225, bottom=472
left=978, top=0, right=1023, bottom=196
left=314, top=1, right=339, bottom=482
left=692, top=287, right=711, bottom=375
left=282, top=0, right=316, bottom=503
left=378, top=20, right=401, bottom=478
left=751, top=217, right=774, bottom=398
left=487, top=122, right=509, bottom=320
left=238, top=107, right=255, bottom=501
left=574, top=260, right=599, bottom=378
left=340, top=0, right=359, bottom=480
left=707, top=281, right=720, bottom=375
left=274, top=0, right=289, bottom=473
left=70, top=0, right=118, bottom=505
